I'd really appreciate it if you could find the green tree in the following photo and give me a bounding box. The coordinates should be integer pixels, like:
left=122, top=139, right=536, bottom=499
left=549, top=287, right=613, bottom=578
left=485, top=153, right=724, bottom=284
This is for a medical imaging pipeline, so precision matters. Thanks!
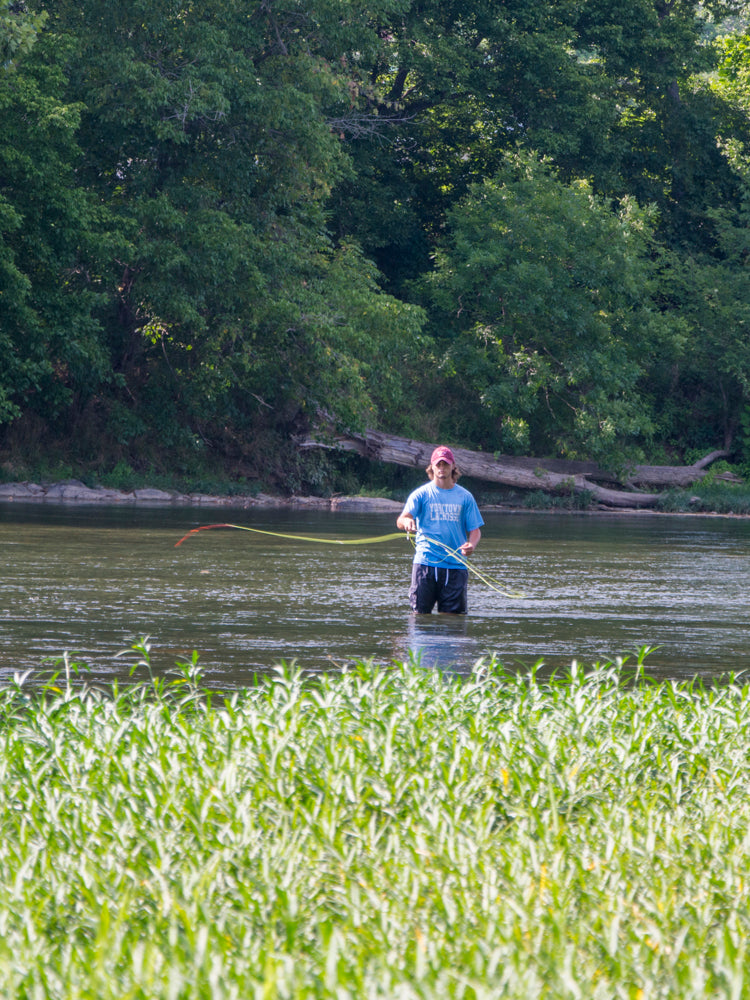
left=420, top=155, right=681, bottom=465
left=647, top=240, right=750, bottom=456
left=323, top=0, right=750, bottom=274
left=0, top=14, right=106, bottom=433
left=326, top=0, right=749, bottom=463
left=0, top=0, right=46, bottom=66
left=641, top=28, right=750, bottom=459
left=6, top=0, right=750, bottom=479
left=25, top=0, right=424, bottom=467
left=572, top=0, right=749, bottom=248
left=326, top=0, right=618, bottom=293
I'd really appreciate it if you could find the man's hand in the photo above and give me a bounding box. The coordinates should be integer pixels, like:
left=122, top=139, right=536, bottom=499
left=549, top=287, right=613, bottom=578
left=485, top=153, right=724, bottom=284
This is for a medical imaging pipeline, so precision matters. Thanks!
left=397, top=513, right=416, bottom=533
left=460, top=528, right=481, bottom=557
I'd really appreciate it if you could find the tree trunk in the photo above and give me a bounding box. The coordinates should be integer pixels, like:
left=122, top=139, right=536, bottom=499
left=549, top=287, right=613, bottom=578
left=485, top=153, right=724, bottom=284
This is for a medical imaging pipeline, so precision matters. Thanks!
left=298, top=430, right=734, bottom=509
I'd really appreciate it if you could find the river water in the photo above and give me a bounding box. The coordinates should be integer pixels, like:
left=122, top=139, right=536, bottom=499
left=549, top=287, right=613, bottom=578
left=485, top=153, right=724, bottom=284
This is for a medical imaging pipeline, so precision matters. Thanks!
left=0, top=503, right=748, bottom=686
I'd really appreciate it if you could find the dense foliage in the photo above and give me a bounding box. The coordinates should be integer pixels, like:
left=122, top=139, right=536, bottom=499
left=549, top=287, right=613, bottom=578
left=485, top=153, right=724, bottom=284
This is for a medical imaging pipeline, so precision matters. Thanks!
left=3, top=0, right=750, bottom=488
left=4, top=652, right=750, bottom=997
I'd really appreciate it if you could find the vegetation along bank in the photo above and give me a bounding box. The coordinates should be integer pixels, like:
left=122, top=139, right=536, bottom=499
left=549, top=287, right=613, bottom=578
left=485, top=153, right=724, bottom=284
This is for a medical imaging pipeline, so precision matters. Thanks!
left=5, top=3, right=750, bottom=499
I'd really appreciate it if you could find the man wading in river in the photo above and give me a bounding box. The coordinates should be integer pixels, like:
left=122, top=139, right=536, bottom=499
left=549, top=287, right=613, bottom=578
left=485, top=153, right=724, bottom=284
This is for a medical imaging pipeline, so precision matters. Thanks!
left=396, top=446, right=484, bottom=614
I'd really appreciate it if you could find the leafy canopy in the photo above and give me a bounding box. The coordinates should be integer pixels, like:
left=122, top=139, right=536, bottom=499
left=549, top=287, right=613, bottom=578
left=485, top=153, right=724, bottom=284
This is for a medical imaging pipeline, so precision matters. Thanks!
left=421, top=154, right=680, bottom=465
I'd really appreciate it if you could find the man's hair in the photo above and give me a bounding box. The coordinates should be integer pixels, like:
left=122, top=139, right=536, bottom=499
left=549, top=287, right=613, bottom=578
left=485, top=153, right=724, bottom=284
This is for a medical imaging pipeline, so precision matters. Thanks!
left=426, top=463, right=460, bottom=482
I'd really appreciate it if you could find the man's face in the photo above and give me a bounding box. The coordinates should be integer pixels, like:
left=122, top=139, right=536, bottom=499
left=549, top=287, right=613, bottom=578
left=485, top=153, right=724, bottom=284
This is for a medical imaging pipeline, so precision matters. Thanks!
left=433, top=459, right=453, bottom=487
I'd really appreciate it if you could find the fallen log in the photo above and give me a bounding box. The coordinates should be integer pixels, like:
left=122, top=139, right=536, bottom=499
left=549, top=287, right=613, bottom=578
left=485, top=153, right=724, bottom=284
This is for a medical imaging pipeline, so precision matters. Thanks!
left=298, top=430, right=734, bottom=509
left=625, top=450, right=738, bottom=488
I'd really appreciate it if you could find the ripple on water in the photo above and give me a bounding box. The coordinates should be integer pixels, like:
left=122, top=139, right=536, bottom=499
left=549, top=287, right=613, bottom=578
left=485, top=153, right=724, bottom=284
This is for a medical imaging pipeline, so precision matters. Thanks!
left=1, top=507, right=749, bottom=683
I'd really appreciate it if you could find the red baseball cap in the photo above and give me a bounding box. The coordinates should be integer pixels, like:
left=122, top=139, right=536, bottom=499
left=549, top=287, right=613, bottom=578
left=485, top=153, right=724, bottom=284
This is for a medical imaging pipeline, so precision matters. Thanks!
left=430, top=445, right=455, bottom=465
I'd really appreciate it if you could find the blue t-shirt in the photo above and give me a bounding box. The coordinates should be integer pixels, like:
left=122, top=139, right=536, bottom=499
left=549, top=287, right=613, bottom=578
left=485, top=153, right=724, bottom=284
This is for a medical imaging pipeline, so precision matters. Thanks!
left=403, top=481, right=484, bottom=568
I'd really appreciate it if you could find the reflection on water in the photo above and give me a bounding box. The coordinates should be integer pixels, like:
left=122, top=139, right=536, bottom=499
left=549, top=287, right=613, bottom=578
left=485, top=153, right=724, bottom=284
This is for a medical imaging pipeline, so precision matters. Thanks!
left=400, top=615, right=472, bottom=675
left=0, top=503, right=749, bottom=684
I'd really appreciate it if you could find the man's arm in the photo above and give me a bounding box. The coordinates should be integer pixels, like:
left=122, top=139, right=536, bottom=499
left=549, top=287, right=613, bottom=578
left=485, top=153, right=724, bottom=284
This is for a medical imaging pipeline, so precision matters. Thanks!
left=460, top=528, right=481, bottom=557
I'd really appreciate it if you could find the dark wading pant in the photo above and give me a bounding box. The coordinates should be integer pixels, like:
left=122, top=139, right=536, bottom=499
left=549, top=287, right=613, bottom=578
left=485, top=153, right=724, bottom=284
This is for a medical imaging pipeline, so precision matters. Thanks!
left=410, top=564, right=469, bottom=614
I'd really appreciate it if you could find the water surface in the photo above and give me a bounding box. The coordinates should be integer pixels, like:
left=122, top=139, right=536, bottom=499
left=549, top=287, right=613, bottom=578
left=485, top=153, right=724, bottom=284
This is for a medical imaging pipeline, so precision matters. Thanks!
left=0, top=504, right=748, bottom=685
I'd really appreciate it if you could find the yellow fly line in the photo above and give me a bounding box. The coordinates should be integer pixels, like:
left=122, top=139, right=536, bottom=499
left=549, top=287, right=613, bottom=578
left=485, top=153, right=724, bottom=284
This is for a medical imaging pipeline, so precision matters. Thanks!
left=174, top=522, right=526, bottom=599
left=421, top=534, right=527, bottom=599
left=175, top=522, right=405, bottom=547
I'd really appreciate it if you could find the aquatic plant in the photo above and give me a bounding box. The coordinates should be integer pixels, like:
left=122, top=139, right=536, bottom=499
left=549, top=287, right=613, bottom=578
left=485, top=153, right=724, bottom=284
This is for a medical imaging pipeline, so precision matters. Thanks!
left=2, top=646, right=750, bottom=998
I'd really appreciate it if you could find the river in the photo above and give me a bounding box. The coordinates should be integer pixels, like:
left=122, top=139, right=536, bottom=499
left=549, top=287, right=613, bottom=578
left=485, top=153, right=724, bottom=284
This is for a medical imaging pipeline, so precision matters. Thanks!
left=1, top=503, right=748, bottom=686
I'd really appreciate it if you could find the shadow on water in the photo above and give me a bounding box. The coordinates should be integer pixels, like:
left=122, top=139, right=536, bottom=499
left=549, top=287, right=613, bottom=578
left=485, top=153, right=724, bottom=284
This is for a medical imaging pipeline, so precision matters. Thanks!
left=1, top=503, right=750, bottom=685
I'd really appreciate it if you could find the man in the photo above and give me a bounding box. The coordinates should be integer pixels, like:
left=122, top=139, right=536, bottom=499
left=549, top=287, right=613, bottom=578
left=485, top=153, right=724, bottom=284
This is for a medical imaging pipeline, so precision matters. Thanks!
left=396, top=445, right=484, bottom=614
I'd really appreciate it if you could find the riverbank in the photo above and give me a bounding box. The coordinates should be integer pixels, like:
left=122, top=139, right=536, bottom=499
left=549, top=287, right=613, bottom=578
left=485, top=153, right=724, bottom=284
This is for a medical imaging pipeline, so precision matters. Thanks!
left=0, top=478, right=403, bottom=511
left=0, top=478, right=515, bottom=513
left=1, top=477, right=749, bottom=516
